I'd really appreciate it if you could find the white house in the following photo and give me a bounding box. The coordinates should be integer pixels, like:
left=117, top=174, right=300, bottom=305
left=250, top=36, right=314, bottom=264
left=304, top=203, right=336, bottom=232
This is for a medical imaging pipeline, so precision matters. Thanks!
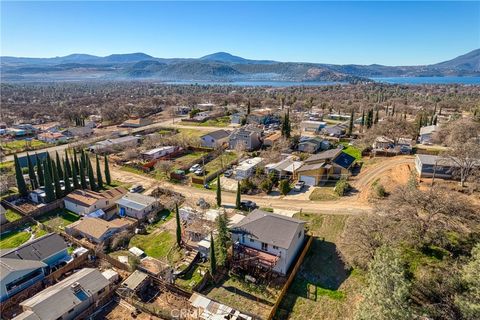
left=116, top=192, right=160, bottom=220
left=63, top=187, right=127, bottom=215
left=419, top=125, right=438, bottom=144
left=230, top=209, right=306, bottom=275
left=235, top=157, right=263, bottom=180
left=37, top=132, right=68, bottom=144
left=141, top=146, right=178, bottom=161
left=200, top=130, right=230, bottom=148
left=300, top=120, right=326, bottom=133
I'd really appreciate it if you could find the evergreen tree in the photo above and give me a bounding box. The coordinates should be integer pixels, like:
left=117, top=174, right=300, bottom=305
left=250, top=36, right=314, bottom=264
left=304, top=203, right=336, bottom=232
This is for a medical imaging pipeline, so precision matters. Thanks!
left=247, top=99, right=251, bottom=115
left=216, top=213, right=230, bottom=266
left=79, top=161, right=88, bottom=189
left=391, top=105, right=396, bottom=116
left=209, top=232, right=217, bottom=276
left=96, top=155, right=104, bottom=190
left=72, top=160, right=80, bottom=189
left=348, top=110, right=354, bottom=136
left=432, top=115, right=438, bottom=126
left=361, top=110, right=365, bottom=127
left=374, top=109, right=379, bottom=124
left=64, top=150, right=72, bottom=179
left=366, top=110, right=374, bottom=129
left=46, top=153, right=53, bottom=178
left=55, top=152, right=63, bottom=179
left=35, top=153, right=44, bottom=187
left=235, top=182, right=241, bottom=209
left=26, top=153, right=38, bottom=190
left=51, top=161, right=62, bottom=198
left=281, top=109, right=291, bottom=138
left=216, top=175, right=221, bottom=207
left=455, top=244, right=480, bottom=320
left=14, top=154, right=28, bottom=196
left=356, top=246, right=412, bottom=320
left=73, top=151, right=80, bottom=174
left=87, top=158, right=97, bottom=191
left=104, top=155, right=112, bottom=185
left=43, top=165, right=55, bottom=203
left=175, top=203, right=182, bottom=246
left=63, top=159, right=72, bottom=194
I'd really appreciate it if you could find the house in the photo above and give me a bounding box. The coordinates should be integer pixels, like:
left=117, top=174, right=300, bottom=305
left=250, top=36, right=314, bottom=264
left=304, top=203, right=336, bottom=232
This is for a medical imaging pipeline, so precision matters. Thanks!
left=228, top=126, right=263, bottom=151
left=297, top=137, right=330, bottom=153
left=247, top=108, right=279, bottom=125
left=120, top=117, right=152, bottom=128
left=66, top=217, right=135, bottom=243
left=265, top=155, right=303, bottom=180
left=419, top=125, right=438, bottom=144
left=235, top=157, right=263, bottom=180
left=300, top=120, right=326, bottom=133
left=63, top=187, right=127, bottom=215
left=0, top=205, right=7, bottom=225
left=121, top=270, right=150, bottom=296
left=141, top=146, right=179, bottom=161
left=37, top=132, right=68, bottom=144
left=7, top=128, right=27, bottom=137
left=200, top=130, right=230, bottom=148
left=414, top=154, right=458, bottom=179
left=62, top=126, right=93, bottom=138
left=230, top=112, right=245, bottom=125
left=13, top=268, right=115, bottom=320
left=230, top=209, right=306, bottom=275
left=0, top=233, right=69, bottom=302
left=116, top=192, right=160, bottom=220
left=295, top=148, right=355, bottom=186
left=190, top=292, right=253, bottom=320
left=14, top=124, right=38, bottom=135
left=373, top=136, right=413, bottom=155
left=174, top=105, right=192, bottom=115
left=373, top=136, right=394, bottom=149
left=263, top=131, right=282, bottom=147
left=88, top=135, right=141, bottom=153
left=322, top=124, right=347, bottom=137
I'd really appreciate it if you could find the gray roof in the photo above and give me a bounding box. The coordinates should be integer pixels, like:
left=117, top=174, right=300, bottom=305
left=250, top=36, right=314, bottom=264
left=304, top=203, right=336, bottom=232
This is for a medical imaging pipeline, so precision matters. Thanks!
left=419, top=125, right=438, bottom=135
left=231, top=209, right=305, bottom=249
left=121, top=270, right=149, bottom=291
left=1, top=233, right=67, bottom=262
left=416, top=154, right=456, bottom=166
left=17, top=268, right=109, bottom=320
left=116, top=192, right=157, bottom=210
left=304, top=148, right=342, bottom=163
left=0, top=258, right=47, bottom=283
left=202, top=129, right=230, bottom=140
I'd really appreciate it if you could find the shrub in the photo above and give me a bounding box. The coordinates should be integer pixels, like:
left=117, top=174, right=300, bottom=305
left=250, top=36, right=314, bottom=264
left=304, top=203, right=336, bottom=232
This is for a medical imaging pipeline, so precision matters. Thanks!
left=279, top=179, right=291, bottom=195
left=374, top=183, right=386, bottom=198
left=260, top=178, right=274, bottom=193
left=334, top=177, right=350, bottom=196
left=240, top=178, right=256, bottom=194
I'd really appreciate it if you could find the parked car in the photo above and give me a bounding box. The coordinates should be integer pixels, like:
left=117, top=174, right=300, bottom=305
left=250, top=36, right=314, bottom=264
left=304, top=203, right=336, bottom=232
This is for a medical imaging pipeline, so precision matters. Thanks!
left=294, top=181, right=305, bottom=192
left=129, top=184, right=144, bottom=193
left=194, top=168, right=204, bottom=176
left=190, top=164, right=201, bottom=172
left=240, top=200, right=257, bottom=211
left=224, top=169, right=233, bottom=178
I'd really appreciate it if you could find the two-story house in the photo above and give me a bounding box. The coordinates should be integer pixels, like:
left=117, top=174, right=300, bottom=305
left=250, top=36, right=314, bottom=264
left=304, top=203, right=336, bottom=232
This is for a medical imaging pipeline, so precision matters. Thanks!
left=230, top=209, right=306, bottom=275
left=63, top=187, right=127, bottom=215
left=228, top=126, right=263, bottom=151
left=200, top=130, right=230, bottom=148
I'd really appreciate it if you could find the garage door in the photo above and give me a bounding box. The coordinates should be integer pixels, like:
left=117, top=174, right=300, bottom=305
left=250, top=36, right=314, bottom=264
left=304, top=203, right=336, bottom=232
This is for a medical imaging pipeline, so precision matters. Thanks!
left=300, top=175, right=316, bottom=186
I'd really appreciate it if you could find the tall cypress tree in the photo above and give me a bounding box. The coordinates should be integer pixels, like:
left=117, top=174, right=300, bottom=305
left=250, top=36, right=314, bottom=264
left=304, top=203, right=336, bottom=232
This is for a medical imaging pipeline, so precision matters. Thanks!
left=73, top=151, right=80, bottom=174
left=87, top=158, right=97, bottom=191
left=63, top=159, right=72, bottom=194
left=72, top=160, right=80, bottom=189
left=79, top=161, right=88, bottom=189
left=52, top=161, right=62, bottom=198
left=374, top=109, right=379, bottom=124
left=104, top=155, right=111, bottom=185
left=64, top=150, right=72, bottom=179
left=14, top=154, right=28, bottom=196
left=35, top=153, right=44, bottom=187
left=216, top=175, right=221, bottom=207
left=175, top=203, right=182, bottom=246
left=26, top=153, right=38, bottom=190
left=96, top=155, right=103, bottom=190
left=209, top=233, right=217, bottom=276
left=43, top=165, right=55, bottom=203
left=361, top=110, right=365, bottom=127
left=55, top=152, right=64, bottom=180
left=348, top=110, right=354, bottom=136
left=235, top=182, right=241, bottom=209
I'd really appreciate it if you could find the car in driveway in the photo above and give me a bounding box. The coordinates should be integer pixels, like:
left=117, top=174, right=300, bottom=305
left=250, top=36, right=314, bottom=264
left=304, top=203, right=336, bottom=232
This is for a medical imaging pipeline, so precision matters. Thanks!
left=240, top=200, right=257, bottom=211
left=129, top=184, right=144, bottom=193
left=194, top=167, right=205, bottom=176
left=190, top=164, right=201, bottom=172
left=294, top=181, right=305, bottom=192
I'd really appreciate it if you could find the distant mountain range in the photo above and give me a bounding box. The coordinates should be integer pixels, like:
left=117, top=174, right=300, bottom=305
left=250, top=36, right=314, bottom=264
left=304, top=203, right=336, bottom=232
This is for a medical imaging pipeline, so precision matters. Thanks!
left=1, top=49, right=479, bottom=83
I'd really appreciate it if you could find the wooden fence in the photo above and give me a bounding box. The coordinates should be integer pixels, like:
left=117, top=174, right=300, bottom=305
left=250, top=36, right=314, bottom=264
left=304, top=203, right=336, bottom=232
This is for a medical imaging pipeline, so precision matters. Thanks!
left=267, top=235, right=314, bottom=320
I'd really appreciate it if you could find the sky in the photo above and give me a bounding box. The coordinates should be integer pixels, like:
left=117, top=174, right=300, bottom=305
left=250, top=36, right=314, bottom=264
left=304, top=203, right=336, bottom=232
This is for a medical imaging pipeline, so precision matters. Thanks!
left=1, top=1, right=479, bottom=65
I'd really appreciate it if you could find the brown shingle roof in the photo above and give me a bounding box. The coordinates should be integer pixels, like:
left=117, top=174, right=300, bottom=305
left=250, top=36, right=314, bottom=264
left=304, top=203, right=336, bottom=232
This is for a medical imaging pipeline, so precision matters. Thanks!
left=68, top=217, right=134, bottom=240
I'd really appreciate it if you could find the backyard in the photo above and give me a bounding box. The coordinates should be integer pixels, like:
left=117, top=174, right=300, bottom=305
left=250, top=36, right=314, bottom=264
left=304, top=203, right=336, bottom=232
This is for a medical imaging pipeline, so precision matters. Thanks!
left=36, top=208, right=80, bottom=231
left=181, top=116, right=231, bottom=127
left=0, top=139, right=49, bottom=154
left=340, top=142, right=362, bottom=160
left=0, top=224, right=48, bottom=249
left=188, top=151, right=238, bottom=182
left=175, top=263, right=207, bottom=292
left=4, top=209, right=23, bottom=222
left=276, top=213, right=364, bottom=320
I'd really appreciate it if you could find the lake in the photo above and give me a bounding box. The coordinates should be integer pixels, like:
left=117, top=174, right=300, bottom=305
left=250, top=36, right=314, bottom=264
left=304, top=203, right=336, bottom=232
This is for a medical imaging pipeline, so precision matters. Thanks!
left=371, top=76, right=480, bottom=85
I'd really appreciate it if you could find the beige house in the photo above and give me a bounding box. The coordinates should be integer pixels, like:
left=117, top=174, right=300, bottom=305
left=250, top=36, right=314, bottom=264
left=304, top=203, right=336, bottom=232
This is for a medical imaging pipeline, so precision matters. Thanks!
left=63, top=187, right=127, bottom=215
left=66, top=217, right=135, bottom=244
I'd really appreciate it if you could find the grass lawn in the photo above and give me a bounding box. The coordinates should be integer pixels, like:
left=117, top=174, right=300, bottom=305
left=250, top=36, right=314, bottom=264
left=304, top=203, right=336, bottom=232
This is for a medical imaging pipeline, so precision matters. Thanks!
left=145, top=209, right=172, bottom=232
left=36, top=208, right=80, bottom=230
left=173, top=151, right=208, bottom=170
left=175, top=264, right=207, bottom=292
left=0, top=230, right=31, bottom=249
left=176, top=128, right=212, bottom=139
left=5, top=209, right=23, bottom=222
left=109, top=250, right=137, bottom=267
left=309, top=187, right=339, bottom=201
left=1, top=139, right=49, bottom=153
left=276, top=213, right=364, bottom=320
left=0, top=161, right=14, bottom=174
left=182, top=116, right=231, bottom=127
left=188, top=152, right=238, bottom=181
left=340, top=142, right=362, bottom=160
left=129, top=230, right=176, bottom=261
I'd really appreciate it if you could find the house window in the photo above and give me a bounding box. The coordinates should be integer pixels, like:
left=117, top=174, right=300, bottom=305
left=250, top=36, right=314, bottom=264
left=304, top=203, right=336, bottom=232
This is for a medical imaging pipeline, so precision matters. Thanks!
left=273, top=245, right=279, bottom=250
left=262, top=242, right=268, bottom=251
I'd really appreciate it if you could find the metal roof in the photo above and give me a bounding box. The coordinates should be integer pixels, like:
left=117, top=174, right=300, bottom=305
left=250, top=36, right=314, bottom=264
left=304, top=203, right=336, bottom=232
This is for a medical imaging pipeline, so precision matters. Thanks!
left=116, top=192, right=157, bottom=210
left=1, top=233, right=67, bottom=262
left=121, top=270, right=149, bottom=291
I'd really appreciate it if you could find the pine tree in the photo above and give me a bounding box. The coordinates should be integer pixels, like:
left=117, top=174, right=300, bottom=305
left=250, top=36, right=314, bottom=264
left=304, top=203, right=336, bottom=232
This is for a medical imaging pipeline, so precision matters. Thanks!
left=96, top=155, right=103, bottom=190
left=14, top=154, right=28, bottom=196
left=235, top=182, right=241, bottom=209
left=51, top=161, right=62, bottom=198
left=216, top=175, right=221, bottom=207
left=356, top=246, right=412, bottom=320
left=55, top=152, right=63, bottom=180
left=104, top=155, right=112, bottom=185
left=79, top=161, right=88, bottom=189
left=43, top=165, right=55, bottom=203
left=35, top=153, right=44, bottom=186
left=175, top=203, right=182, bottom=246
left=348, top=110, right=354, bottom=136
left=26, top=153, right=38, bottom=190
left=209, top=232, right=217, bottom=276
left=87, top=158, right=97, bottom=191
left=72, top=160, right=80, bottom=189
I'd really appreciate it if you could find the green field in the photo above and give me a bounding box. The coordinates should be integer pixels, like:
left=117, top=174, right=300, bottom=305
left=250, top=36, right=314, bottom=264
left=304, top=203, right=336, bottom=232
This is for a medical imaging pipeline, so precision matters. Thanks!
left=182, top=116, right=231, bottom=127
left=0, top=230, right=30, bottom=249
left=4, top=209, right=23, bottom=222
left=189, top=152, right=237, bottom=181
left=129, top=230, right=176, bottom=261
left=37, top=208, right=80, bottom=230
left=175, top=264, right=207, bottom=291
left=0, top=139, right=49, bottom=153
left=309, top=187, right=340, bottom=201
left=340, top=142, right=362, bottom=160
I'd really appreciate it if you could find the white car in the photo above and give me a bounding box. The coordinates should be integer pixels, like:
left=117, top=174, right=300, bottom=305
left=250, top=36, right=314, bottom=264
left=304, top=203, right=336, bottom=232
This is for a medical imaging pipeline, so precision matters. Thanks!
left=194, top=168, right=204, bottom=176
left=190, top=164, right=201, bottom=172
left=294, top=181, right=305, bottom=192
